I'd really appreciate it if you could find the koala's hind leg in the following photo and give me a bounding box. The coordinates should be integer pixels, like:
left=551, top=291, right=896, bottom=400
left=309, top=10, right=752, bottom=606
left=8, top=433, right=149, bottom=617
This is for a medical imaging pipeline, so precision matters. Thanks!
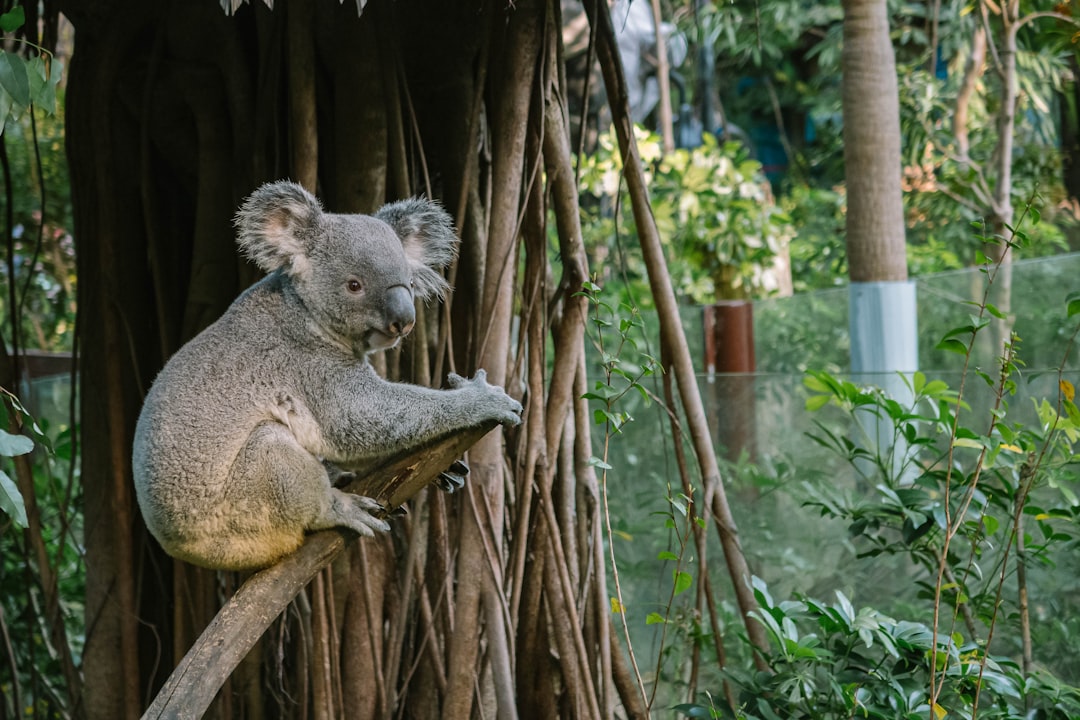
left=221, top=423, right=390, bottom=567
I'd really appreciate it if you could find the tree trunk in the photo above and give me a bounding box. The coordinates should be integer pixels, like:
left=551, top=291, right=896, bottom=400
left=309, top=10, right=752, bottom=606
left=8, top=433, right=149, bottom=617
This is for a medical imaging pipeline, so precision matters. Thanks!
left=841, top=0, right=907, bottom=283
left=841, top=0, right=917, bottom=426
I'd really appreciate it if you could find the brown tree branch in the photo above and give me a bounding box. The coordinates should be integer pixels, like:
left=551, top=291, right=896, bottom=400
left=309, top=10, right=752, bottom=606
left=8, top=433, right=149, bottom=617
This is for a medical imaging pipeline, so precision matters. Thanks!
left=954, top=23, right=986, bottom=164
left=140, top=422, right=498, bottom=720
left=649, top=0, right=674, bottom=152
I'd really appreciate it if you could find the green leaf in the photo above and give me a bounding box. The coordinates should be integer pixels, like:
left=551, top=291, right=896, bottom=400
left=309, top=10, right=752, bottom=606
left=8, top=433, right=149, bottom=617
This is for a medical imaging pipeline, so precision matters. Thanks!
left=1067, top=292, right=1080, bottom=318
left=0, top=469, right=26, bottom=527
left=0, top=7, right=24, bottom=32
left=803, top=371, right=835, bottom=395
left=27, top=56, right=61, bottom=115
left=936, top=337, right=968, bottom=356
left=921, top=377, right=947, bottom=393
left=632, top=382, right=650, bottom=404
left=941, top=324, right=973, bottom=340
left=911, top=370, right=926, bottom=394
left=0, top=429, right=32, bottom=457
left=585, top=381, right=619, bottom=401
left=751, top=575, right=774, bottom=608
left=26, top=55, right=46, bottom=107
left=645, top=612, right=665, bottom=625
left=673, top=569, right=693, bottom=595
left=984, top=302, right=1007, bottom=320
left=1065, top=399, right=1080, bottom=425
left=781, top=616, right=800, bottom=643
left=587, top=456, right=612, bottom=471
left=0, top=51, right=30, bottom=109
left=834, top=590, right=855, bottom=624
left=657, top=550, right=678, bottom=562
left=805, top=394, right=830, bottom=412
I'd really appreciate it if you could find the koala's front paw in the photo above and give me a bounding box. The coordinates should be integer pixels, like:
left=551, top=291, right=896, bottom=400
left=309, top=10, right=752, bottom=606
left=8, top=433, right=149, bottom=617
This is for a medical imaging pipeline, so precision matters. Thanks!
left=448, top=370, right=523, bottom=427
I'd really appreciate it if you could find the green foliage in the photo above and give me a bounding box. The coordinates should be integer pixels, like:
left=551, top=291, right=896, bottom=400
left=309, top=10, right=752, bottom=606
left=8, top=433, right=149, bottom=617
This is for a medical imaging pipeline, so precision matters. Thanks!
left=577, top=126, right=793, bottom=303
left=667, top=0, right=1080, bottom=293
left=0, top=386, right=83, bottom=719
left=673, top=348, right=1080, bottom=717
left=0, top=106, right=76, bottom=352
left=779, top=184, right=847, bottom=292
left=675, top=578, right=1080, bottom=719
left=664, top=206, right=1080, bottom=715
left=800, top=343, right=1079, bottom=600
left=582, top=280, right=741, bottom=713
left=0, top=14, right=78, bottom=707
left=897, top=56, right=1075, bottom=265
left=574, top=3, right=1080, bottom=716
left=652, top=133, right=794, bottom=301
left=789, top=305, right=1080, bottom=713
left=0, top=389, right=34, bottom=527
left=683, top=0, right=844, bottom=158
left=0, top=6, right=74, bottom=353
left=0, top=7, right=63, bottom=136
left=580, top=278, right=659, bottom=435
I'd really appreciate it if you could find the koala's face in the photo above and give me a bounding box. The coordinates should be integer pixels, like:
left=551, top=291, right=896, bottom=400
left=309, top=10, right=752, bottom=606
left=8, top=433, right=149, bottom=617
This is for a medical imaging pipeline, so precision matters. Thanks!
left=236, top=181, right=459, bottom=360
left=301, top=216, right=418, bottom=358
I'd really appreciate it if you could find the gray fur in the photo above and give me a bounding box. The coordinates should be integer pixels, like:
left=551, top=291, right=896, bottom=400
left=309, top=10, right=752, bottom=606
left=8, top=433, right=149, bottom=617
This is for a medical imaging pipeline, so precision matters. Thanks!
left=133, top=181, right=522, bottom=571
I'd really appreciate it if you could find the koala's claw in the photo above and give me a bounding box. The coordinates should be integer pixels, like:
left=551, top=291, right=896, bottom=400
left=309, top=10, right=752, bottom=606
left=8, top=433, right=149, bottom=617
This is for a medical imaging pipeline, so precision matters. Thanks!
left=387, top=504, right=409, bottom=518
left=435, top=474, right=462, bottom=493
left=436, top=459, right=470, bottom=493
left=353, top=495, right=384, bottom=512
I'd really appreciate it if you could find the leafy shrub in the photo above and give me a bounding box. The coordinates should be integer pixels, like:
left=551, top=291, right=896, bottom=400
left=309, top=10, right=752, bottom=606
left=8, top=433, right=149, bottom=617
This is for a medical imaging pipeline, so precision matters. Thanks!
left=676, top=578, right=1080, bottom=719
left=577, top=126, right=794, bottom=303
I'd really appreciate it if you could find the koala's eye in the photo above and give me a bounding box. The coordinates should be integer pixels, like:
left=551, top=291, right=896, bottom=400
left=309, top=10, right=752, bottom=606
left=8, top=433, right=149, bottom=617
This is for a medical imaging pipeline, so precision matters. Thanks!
left=346, top=279, right=363, bottom=294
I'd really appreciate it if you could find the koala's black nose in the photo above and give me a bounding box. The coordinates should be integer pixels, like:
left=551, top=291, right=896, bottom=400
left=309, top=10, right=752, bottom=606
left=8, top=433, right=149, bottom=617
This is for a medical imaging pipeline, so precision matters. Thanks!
left=385, top=285, right=416, bottom=337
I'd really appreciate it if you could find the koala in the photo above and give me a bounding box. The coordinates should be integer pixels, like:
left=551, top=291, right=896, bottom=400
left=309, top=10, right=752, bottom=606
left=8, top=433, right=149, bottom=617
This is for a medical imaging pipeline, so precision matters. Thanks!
left=132, top=181, right=523, bottom=571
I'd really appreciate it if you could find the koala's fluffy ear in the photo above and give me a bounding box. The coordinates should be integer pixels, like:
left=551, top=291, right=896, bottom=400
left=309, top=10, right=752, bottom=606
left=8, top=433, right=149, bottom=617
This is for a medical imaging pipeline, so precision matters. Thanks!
left=376, top=198, right=459, bottom=302
left=235, top=181, right=323, bottom=278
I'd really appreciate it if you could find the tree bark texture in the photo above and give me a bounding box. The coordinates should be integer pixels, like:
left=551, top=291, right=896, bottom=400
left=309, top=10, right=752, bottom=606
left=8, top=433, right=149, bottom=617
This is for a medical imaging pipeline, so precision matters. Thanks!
left=841, top=0, right=908, bottom=282
left=60, top=0, right=757, bottom=717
